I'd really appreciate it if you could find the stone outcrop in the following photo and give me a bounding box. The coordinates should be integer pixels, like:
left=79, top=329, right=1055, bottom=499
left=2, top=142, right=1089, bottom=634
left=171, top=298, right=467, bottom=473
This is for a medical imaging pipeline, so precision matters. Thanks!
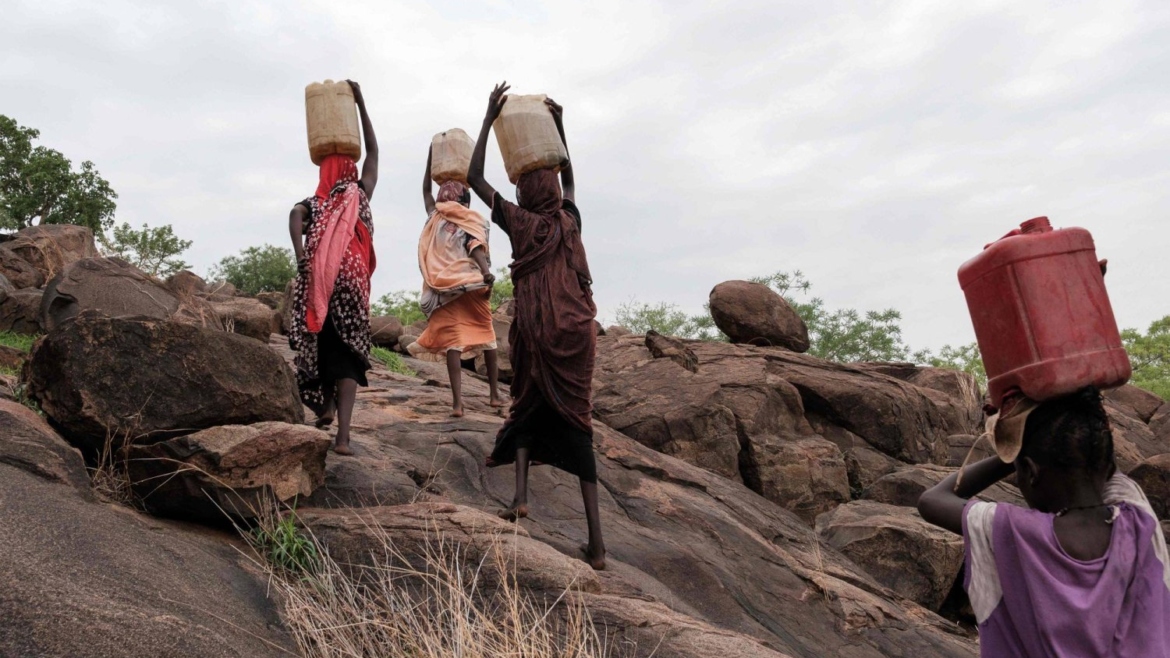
left=210, top=296, right=281, bottom=342
left=0, top=400, right=295, bottom=657
left=0, top=246, right=44, bottom=289
left=164, top=270, right=207, bottom=296
left=40, top=257, right=222, bottom=332
left=1129, top=454, right=1170, bottom=518
left=0, top=345, right=24, bottom=372
left=128, top=422, right=329, bottom=523
left=0, top=224, right=98, bottom=284
left=370, top=315, right=404, bottom=348
left=863, top=464, right=1025, bottom=508
left=816, top=500, right=965, bottom=611
left=0, top=287, right=43, bottom=334
left=279, top=339, right=978, bottom=657
left=26, top=313, right=304, bottom=452
left=708, top=280, right=810, bottom=351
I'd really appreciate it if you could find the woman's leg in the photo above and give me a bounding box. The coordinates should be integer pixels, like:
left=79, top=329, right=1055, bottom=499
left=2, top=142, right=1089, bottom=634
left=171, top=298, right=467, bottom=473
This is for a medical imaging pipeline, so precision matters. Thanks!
left=316, top=382, right=337, bottom=428
left=580, top=479, right=606, bottom=570
left=484, top=349, right=503, bottom=407
left=333, top=377, right=358, bottom=455
left=446, top=349, right=464, bottom=417
left=499, top=447, right=530, bottom=521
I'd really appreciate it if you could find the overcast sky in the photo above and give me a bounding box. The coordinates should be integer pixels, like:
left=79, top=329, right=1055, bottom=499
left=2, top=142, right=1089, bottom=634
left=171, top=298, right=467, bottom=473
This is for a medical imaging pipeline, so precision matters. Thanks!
left=3, top=0, right=1168, bottom=350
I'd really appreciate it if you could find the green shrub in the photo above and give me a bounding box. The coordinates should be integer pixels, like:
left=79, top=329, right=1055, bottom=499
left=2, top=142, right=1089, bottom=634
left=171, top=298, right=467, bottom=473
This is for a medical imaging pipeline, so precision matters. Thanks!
left=372, top=347, right=416, bottom=377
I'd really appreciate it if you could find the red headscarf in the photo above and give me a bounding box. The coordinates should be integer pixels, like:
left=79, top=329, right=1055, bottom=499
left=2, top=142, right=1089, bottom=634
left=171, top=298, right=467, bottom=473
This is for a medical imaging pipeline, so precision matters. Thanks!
left=316, top=154, right=359, bottom=200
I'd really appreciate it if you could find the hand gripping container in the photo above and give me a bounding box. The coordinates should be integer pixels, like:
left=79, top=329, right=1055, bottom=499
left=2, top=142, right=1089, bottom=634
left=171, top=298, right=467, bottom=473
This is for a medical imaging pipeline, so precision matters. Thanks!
left=959, top=216, right=1130, bottom=408
left=492, top=94, right=568, bottom=184
left=305, top=80, right=362, bottom=165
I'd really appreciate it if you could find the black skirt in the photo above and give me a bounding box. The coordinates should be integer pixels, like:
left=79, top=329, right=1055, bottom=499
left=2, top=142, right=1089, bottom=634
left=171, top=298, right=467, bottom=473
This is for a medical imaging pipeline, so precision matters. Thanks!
left=490, top=393, right=597, bottom=483
left=317, top=315, right=369, bottom=387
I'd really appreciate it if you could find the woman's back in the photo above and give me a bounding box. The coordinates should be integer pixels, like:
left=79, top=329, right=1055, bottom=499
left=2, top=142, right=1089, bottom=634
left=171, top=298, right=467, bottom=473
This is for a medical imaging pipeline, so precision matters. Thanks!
left=965, top=475, right=1170, bottom=657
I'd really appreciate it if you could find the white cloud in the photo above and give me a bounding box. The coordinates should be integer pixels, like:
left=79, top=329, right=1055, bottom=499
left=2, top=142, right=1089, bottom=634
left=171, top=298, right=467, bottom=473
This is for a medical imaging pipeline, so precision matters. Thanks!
left=3, top=0, right=1168, bottom=350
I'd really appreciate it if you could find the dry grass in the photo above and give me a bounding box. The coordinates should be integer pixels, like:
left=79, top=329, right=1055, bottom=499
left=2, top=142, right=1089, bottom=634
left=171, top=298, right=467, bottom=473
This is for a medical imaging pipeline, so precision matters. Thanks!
left=247, top=509, right=633, bottom=658
left=89, top=428, right=139, bottom=506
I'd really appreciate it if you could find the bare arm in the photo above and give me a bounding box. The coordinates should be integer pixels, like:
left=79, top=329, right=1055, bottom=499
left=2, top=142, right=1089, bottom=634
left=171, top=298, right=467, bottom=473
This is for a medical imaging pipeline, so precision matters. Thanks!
left=422, top=145, right=436, bottom=216
left=468, top=81, right=510, bottom=207
left=918, top=456, right=1016, bottom=535
left=348, top=80, right=378, bottom=199
left=545, top=97, right=574, bottom=204
left=470, top=246, right=494, bottom=287
left=289, top=204, right=308, bottom=271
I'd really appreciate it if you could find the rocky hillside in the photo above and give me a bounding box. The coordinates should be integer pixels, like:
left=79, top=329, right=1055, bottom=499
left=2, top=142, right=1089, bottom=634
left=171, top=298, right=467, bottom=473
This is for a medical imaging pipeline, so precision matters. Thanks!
left=2, top=224, right=1168, bottom=657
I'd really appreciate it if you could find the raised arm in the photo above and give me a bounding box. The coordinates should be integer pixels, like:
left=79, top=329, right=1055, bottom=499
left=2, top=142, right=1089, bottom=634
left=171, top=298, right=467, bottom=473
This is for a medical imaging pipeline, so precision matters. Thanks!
left=545, top=97, right=574, bottom=204
left=467, top=81, right=509, bottom=207
left=422, top=145, right=436, bottom=216
left=348, top=80, right=379, bottom=200
left=918, top=456, right=1016, bottom=535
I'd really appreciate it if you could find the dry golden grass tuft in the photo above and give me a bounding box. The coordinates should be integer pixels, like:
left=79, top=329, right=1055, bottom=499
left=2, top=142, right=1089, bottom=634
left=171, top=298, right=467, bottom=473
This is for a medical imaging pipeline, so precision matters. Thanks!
left=246, top=509, right=635, bottom=658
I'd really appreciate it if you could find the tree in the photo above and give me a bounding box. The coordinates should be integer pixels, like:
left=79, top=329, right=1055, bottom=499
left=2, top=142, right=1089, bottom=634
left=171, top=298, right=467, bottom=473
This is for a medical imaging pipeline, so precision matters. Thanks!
left=0, top=115, right=117, bottom=232
left=914, top=342, right=987, bottom=387
left=1122, top=317, right=1170, bottom=400
left=372, top=267, right=513, bottom=325
left=613, top=300, right=722, bottom=340
left=210, top=245, right=296, bottom=295
left=101, top=222, right=192, bottom=277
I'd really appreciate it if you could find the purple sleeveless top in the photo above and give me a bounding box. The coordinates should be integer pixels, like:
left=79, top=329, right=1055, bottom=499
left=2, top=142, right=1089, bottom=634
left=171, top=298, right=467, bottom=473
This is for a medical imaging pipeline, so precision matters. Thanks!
left=963, top=475, right=1170, bottom=657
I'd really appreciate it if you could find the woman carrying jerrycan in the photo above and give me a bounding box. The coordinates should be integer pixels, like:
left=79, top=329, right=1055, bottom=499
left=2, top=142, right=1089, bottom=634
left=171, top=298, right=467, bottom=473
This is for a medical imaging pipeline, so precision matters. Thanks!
left=466, top=82, right=606, bottom=570
left=918, top=218, right=1169, bottom=657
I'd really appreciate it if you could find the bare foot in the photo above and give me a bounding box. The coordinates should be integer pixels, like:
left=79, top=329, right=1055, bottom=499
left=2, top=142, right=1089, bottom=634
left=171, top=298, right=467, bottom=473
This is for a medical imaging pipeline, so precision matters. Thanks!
left=450, top=405, right=465, bottom=418
left=498, top=503, right=528, bottom=522
left=489, top=396, right=505, bottom=408
left=579, top=543, right=607, bottom=571
left=331, top=442, right=354, bottom=456
left=315, top=414, right=334, bottom=429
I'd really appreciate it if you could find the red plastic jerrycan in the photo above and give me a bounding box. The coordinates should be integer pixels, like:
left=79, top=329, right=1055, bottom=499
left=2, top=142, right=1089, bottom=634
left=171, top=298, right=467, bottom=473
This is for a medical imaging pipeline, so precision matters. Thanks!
left=958, top=216, right=1130, bottom=408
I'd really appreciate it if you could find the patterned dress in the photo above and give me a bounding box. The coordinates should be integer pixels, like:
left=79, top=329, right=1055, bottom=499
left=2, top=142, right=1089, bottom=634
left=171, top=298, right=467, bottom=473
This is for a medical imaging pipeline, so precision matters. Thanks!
left=288, top=180, right=375, bottom=414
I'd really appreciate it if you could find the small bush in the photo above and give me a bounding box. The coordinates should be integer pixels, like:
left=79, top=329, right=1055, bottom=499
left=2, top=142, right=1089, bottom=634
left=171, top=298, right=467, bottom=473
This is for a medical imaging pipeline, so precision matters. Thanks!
left=250, top=511, right=319, bottom=576
left=0, top=330, right=36, bottom=352
left=372, top=347, right=416, bottom=377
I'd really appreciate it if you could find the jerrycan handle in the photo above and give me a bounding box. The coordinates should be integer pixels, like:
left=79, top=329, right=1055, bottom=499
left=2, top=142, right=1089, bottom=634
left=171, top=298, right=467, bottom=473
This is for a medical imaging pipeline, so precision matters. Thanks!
left=983, top=216, right=1052, bottom=250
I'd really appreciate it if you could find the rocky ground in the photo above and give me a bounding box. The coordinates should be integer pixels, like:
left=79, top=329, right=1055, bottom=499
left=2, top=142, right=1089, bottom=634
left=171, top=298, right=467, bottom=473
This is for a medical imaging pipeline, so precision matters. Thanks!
left=2, top=224, right=1169, bottom=657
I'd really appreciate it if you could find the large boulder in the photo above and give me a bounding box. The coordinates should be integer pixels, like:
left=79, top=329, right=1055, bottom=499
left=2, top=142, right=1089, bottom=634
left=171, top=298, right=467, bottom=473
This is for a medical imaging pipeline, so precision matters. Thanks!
left=0, top=271, right=12, bottom=293
left=0, top=399, right=90, bottom=492
left=0, top=224, right=98, bottom=284
left=26, top=313, right=304, bottom=452
left=41, top=257, right=222, bottom=332
left=0, top=345, right=26, bottom=373
left=743, top=434, right=850, bottom=524
left=0, top=287, right=43, bottom=334
left=816, top=500, right=965, bottom=611
left=255, top=291, right=283, bottom=310
left=708, top=280, right=809, bottom=351
left=863, top=464, right=1025, bottom=508
left=210, top=296, right=281, bottom=342
left=278, top=278, right=296, bottom=334
left=370, top=315, right=404, bottom=348
left=301, top=503, right=601, bottom=594
left=858, top=363, right=984, bottom=436
left=0, top=246, right=44, bottom=289
left=164, top=269, right=207, bottom=296
left=128, top=422, right=330, bottom=524
left=1129, top=454, right=1170, bottom=518
left=1105, top=385, right=1165, bottom=424
left=0, top=403, right=296, bottom=656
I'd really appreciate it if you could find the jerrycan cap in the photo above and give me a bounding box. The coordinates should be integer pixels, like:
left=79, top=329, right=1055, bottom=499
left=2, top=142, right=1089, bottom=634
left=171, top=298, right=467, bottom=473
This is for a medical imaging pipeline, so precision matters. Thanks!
left=1020, top=216, right=1052, bottom=234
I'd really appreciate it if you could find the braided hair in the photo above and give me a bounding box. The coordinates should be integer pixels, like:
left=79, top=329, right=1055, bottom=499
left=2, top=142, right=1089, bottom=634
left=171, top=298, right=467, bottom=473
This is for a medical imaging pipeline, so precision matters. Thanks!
left=1020, top=387, right=1114, bottom=475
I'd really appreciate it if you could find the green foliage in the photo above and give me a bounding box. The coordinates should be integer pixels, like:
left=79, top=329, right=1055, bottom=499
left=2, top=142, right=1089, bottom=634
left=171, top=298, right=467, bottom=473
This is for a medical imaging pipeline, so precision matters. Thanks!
left=251, top=512, right=319, bottom=575
left=371, top=347, right=417, bottom=377
left=613, top=300, right=723, bottom=341
left=914, top=342, right=987, bottom=387
left=0, top=115, right=118, bottom=231
left=210, top=244, right=296, bottom=295
left=101, top=222, right=192, bottom=277
left=373, top=267, right=513, bottom=326
left=1122, top=317, right=1170, bottom=400
left=372, top=289, right=425, bottom=325
left=0, top=330, right=36, bottom=353
left=490, top=267, right=513, bottom=311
